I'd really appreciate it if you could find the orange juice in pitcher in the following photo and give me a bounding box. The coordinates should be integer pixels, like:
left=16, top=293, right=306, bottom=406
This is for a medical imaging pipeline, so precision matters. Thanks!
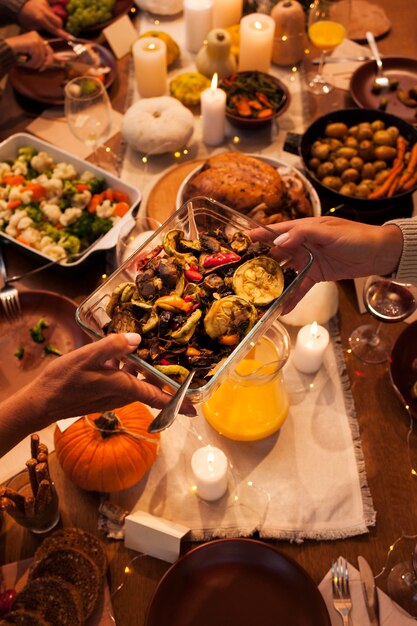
left=202, top=323, right=290, bottom=441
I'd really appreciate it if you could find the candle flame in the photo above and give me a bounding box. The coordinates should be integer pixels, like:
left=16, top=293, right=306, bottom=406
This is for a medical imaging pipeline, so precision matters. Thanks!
left=254, top=20, right=264, bottom=30
left=311, top=321, right=319, bottom=338
left=146, top=42, right=157, bottom=51
left=210, top=72, right=218, bottom=90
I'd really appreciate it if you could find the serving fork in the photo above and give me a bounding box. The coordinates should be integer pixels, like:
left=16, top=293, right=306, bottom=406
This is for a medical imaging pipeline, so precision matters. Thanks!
left=0, top=247, right=21, bottom=322
left=332, top=557, right=352, bottom=625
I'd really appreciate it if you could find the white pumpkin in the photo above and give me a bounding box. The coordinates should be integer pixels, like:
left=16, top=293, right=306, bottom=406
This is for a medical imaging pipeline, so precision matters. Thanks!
left=121, top=97, right=194, bottom=155
left=134, top=0, right=183, bottom=16
left=280, top=282, right=339, bottom=326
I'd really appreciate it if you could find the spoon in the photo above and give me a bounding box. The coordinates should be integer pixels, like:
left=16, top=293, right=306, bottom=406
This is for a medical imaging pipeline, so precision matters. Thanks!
left=147, top=369, right=197, bottom=434
left=366, top=31, right=390, bottom=88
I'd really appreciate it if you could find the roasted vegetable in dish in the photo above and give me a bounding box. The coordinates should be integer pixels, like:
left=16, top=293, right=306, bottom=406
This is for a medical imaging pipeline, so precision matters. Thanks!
left=104, top=227, right=291, bottom=388
left=0, top=146, right=131, bottom=262
left=221, top=71, right=287, bottom=120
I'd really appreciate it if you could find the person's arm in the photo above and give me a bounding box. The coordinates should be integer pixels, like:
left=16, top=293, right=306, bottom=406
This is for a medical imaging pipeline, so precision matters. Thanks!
left=17, top=0, right=68, bottom=38
left=256, top=216, right=405, bottom=311
left=0, top=0, right=27, bottom=23
left=0, top=333, right=196, bottom=458
left=3, top=31, right=54, bottom=71
left=0, top=38, right=16, bottom=79
left=384, top=218, right=417, bottom=285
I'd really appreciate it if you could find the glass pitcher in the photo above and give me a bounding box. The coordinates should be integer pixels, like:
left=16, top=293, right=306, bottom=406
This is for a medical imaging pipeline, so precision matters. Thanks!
left=202, top=322, right=290, bottom=441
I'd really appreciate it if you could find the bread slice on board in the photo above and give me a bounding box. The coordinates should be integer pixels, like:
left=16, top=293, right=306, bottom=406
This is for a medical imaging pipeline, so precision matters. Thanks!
left=0, top=610, right=51, bottom=625
left=11, top=576, right=82, bottom=626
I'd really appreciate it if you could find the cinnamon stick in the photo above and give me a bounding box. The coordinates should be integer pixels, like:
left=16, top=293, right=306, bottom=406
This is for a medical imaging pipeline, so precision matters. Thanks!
left=26, top=458, right=39, bottom=497
left=30, top=434, right=40, bottom=460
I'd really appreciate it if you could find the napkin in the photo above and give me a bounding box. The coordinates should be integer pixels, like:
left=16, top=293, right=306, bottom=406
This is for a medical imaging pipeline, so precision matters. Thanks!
left=322, top=39, right=371, bottom=91
left=319, top=559, right=416, bottom=625
left=26, top=107, right=124, bottom=160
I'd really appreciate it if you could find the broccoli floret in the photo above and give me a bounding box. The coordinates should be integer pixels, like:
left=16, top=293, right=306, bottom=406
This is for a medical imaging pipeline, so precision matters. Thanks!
left=18, top=146, right=37, bottom=161
left=14, top=347, right=24, bottom=360
left=63, top=179, right=78, bottom=196
left=91, top=215, right=112, bottom=237
left=30, top=318, right=49, bottom=343
left=43, top=223, right=62, bottom=242
left=26, top=204, right=43, bottom=224
left=60, top=234, right=81, bottom=255
left=88, top=177, right=106, bottom=194
left=44, top=344, right=62, bottom=356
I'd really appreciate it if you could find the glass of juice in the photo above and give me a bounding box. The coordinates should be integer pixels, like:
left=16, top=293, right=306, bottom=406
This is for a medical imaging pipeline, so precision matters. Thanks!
left=202, top=322, right=290, bottom=441
left=307, top=0, right=351, bottom=94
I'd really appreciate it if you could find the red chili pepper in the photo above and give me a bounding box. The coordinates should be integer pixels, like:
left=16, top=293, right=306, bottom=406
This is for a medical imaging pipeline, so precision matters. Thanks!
left=182, top=294, right=194, bottom=302
left=184, top=268, right=203, bottom=282
left=203, top=251, right=241, bottom=268
left=159, top=358, right=173, bottom=366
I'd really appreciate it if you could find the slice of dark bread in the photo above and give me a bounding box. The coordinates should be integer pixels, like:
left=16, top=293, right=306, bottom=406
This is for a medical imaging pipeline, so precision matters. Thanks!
left=33, top=528, right=107, bottom=577
left=29, top=547, right=100, bottom=620
left=0, top=608, right=51, bottom=625
left=11, top=576, right=83, bottom=626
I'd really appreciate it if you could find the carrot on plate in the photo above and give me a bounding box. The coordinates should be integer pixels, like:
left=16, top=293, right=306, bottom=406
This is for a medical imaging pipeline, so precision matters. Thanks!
left=114, top=201, right=130, bottom=217
left=2, top=174, right=25, bottom=186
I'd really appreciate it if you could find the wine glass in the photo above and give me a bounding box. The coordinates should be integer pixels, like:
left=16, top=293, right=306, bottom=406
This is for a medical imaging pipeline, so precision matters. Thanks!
left=387, top=541, right=417, bottom=617
left=307, top=0, right=351, bottom=94
left=116, top=216, right=161, bottom=266
left=349, top=275, right=417, bottom=364
left=64, top=76, right=112, bottom=164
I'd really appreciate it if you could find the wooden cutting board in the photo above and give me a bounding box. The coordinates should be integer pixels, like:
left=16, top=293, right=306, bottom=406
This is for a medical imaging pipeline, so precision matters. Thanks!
left=146, top=159, right=203, bottom=223
left=348, top=0, right=391, bottom=42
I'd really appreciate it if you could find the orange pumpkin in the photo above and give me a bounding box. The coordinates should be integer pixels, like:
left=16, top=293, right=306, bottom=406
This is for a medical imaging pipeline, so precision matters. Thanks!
left=54, top=403, right=160, bottom=493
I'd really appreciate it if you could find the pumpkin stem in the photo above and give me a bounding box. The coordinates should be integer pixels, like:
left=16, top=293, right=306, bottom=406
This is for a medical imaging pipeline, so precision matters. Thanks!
left=94, top=411, right=121, bottom=439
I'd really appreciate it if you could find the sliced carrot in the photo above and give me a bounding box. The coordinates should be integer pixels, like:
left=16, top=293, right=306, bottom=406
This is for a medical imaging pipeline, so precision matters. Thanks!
left=22, top=183, right=45, bottom=200
left=88, top=193, right=103, bottom=213
left=257, top=108, right=274, bottom=119
left=76, top=183, right=89, bottom=191
left=113, top=191, right=128, bottom=202
left=2, top=174, right=25, bottom=186
left=218, top=334, right=240, bottom=346
left=7, top=200, right=22, bottom=210
left=16, top=235, right=30, bottom=246
left=103, top=189, right=114, bottom=201
left=114, top=201, right=130, bottom=217
left=398, top=142, right=417, bottom=190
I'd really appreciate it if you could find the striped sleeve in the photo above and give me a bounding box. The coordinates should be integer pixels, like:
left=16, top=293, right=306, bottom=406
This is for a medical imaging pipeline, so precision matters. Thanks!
left=384, top=217, right=417, bottom=285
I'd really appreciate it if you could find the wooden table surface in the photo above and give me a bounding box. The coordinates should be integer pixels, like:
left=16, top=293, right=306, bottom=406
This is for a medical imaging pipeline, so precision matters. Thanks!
left=1, top=2, right=417, bottom=624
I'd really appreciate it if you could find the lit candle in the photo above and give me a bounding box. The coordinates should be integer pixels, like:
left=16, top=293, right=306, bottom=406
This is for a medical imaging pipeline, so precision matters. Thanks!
left=292, top=321, right=330, bottom=374
left=191, top=445, right=228, bottom=501
left=200, top=72, right=226, bottom=146
left=132, top=37, right=167, bottom=98
left=238, top=13, right=275, bottom=72
left=212, top=0, right=242, bottom=28
left=184, top=0, right=213, bottom=53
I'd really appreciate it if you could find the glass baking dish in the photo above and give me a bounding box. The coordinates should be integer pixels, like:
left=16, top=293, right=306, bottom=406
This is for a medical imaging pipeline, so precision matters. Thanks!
left=76, top=197, right=313, bottom=403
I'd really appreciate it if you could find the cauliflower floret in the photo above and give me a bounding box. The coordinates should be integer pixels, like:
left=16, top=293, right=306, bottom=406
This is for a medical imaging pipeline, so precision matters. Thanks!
left=16, top=214, right=33, bottom=231
left=42, top=243, right=67, bottom=260
left=30, top=151, right=55, bottom=174
left=52, top=162, right=77, bottom=180
left=96, top=200, right=114, bottom=219
left=0, top=200, right=11, bottom=227
left=41, top=202, right=62, bottom=225
left=12, top=160, right=28, bottom=176
left=79, top=170, right=95, bottom=182
left=0, top=186, right=8, bottom=200
left=19, top=226, right=41, bottom=247
left=0, top=162, right=11, bottom=178
left=8, top=186, right=33, bottom=205
left=40, top=235, right=54, bottom=249
left=59, top=207, right=82, bottom=227
left=72, top=189, right=92, bottom=209
left=4, top=208, right=27, bottom=236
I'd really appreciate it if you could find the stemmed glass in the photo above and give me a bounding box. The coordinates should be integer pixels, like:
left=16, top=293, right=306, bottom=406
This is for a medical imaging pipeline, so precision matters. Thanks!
left=64, top=76, right=112, bottom=165
left=307, top=0, right=351, bottom=94
left=349, top=275, right=416, bottom=364
left=387, top=542, right=417, bottom=617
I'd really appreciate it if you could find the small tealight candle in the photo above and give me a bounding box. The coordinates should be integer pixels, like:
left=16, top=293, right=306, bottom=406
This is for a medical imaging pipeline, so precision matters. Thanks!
left=292, top=321, right=330, bottom=374
left=238, top=13, right=275, bottom=72
left=200, top=72, right=226, bottom=146
left=191, top=445, right=228, bottom=501
left=132, top=37, right=167, bottom=98
left=212, top=0, right=243, bottom=28
left=184, top=0, right=213, bottom=53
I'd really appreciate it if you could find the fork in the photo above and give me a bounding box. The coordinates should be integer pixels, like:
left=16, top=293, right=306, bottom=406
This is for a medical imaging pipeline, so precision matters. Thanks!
left=332, top=557, right=352, bottom=625
left=0, top=249, right=21, bottom=322
left=366, top=31, right=389, bottom=88
left=66, top=39, right=97, bottom=65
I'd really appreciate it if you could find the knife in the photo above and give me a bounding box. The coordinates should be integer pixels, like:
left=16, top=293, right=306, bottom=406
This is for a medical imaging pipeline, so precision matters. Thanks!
left=358, top=556, right=380, bottom=626
left=312, top=55, right=373, bottom=64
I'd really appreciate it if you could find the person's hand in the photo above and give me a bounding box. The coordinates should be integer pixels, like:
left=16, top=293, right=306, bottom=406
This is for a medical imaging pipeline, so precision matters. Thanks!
left=5, top=31, right=54, bottom=70
left=18, top=0, right=69, bottom=38
left=252, top=216, right=404, bottom=311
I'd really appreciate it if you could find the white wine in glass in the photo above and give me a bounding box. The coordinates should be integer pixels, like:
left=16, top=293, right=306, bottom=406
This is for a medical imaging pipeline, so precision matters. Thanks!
left=349, top=275, right=416, bottom=364
left=307, top=0, right=351, bottom=94
left=64, top=76, right=112, bottom=161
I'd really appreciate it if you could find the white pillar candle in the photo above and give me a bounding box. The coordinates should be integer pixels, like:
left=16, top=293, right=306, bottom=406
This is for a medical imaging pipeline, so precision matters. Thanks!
left=132, top=37, right=167, bottom=98
left=238, top=13, right=275, bottom=73
left=191, top=445, right=228, bottom=501
left=292, top=322, right=330, bottom=374
left=184, top=0, right=213, bottom=53
left=200, top=72, right=226, bottom=146
left=212, top=0, right=242, bottom=28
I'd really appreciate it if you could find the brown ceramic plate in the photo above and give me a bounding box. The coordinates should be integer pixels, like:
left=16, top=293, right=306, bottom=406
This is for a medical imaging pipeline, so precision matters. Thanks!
left=389, top=320, right=417, bottom=420
left=9, top=39, right=116, bottom=105
left=0, top=290, right=88, bottom=403
left=145, top=539, right=331, bottom=626
left=350, top=57, right=417, bottom=124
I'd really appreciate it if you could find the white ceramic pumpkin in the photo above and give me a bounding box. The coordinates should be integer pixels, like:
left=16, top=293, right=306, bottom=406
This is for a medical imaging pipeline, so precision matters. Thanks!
left=134, top=0, right=183, bottom=16
left=121, top=97, right=194, bottom=155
